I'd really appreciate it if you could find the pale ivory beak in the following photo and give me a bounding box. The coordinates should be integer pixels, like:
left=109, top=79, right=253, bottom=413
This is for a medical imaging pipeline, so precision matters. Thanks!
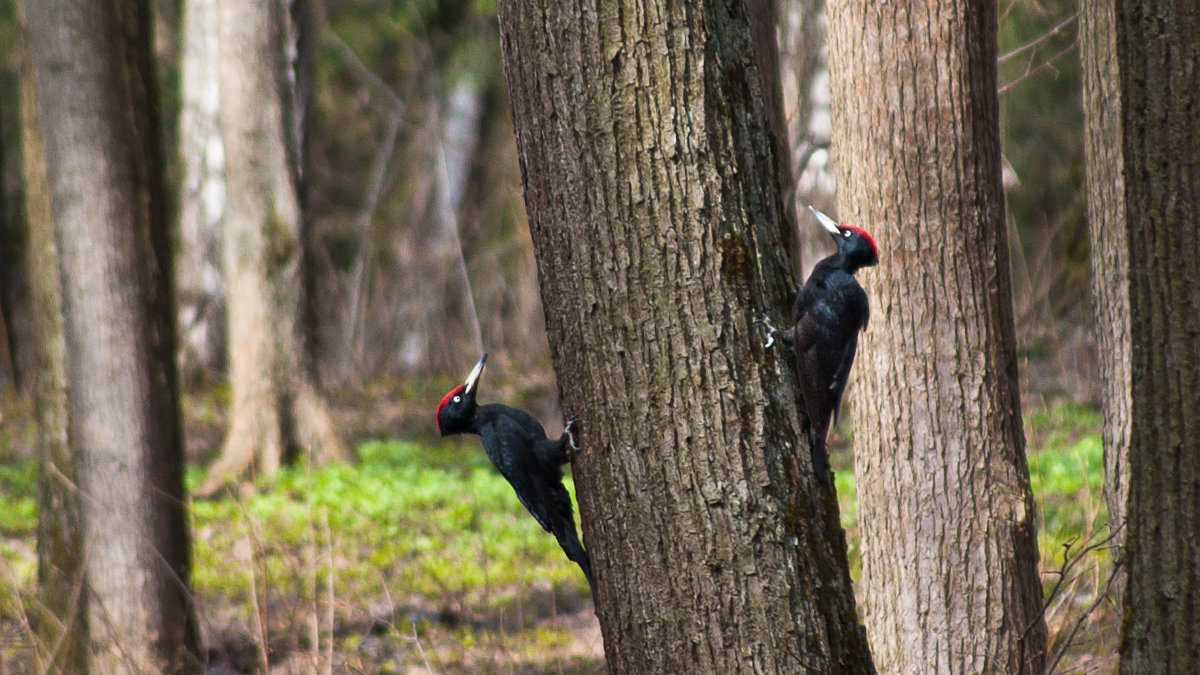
left=809, top=205, right=841, bottom=235
left=463, top=353, right=487, bottom=395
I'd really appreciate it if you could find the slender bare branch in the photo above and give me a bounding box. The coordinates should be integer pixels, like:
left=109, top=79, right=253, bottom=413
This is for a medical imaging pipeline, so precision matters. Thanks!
left=998, top=14, right=1077, bottom=64
left=344, top=108, right=404, bottom=372
left=999, top=40, right=1079, bottom=95
left=1045, top=560, right=1122, bottom=674
left=323, top=30, right=405, bottom=112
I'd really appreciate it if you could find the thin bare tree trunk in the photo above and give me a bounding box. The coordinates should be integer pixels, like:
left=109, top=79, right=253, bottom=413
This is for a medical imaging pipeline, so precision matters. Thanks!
left=202, top=0, right=348, bottom=494
left=177, top=0, right=227, bottom=378
left=776, top=0, right=835, bottom=280
left=24, top=0, right=200, bottom=671
left=497, top=0, right=873, bottom=671
left=0, top=98, right=34, bottom=394
left=454, top=77, right=551, bottom=377
left=826, top=0, right=1047, bottom=672
left=1111, top=1, right=1200, bottom=670
left=16, top=0, right=88, bottom=667
left=1079, top=0, right=1130, bottom=590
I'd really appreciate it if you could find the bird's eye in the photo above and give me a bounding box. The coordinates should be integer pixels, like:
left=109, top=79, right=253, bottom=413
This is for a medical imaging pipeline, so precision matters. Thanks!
left=453, top=395, right=461, bottom=403
left=843, top=230, right=852, bottom=238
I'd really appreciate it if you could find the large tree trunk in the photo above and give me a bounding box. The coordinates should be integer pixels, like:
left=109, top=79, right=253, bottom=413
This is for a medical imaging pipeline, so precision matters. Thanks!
left=826, top=1, right=1047, bottom=672
left=1111, top=1, right=1200, bottom=670
left=24, top=1, right=201, bottom=671
left=176, top=0, right=227, bottom=378
left=497, top=1, right=873, bottom=672
left=16, top=0, right=88, bottom=667
left=1079, top=0, right=1130, bottom=582
left=202, top=0, right=348, bottom=493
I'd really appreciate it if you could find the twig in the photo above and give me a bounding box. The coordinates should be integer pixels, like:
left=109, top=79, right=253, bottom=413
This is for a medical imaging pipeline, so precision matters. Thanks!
left=247, top=540, right=269, bottom=674
left=0, top=548, right=46, bottom=672
left=323, top=31, right=405, bottom=112
left=322, top=506, right=335, bottom=675
left=231, top=497, right=272, bottom=674
left=402, top=621, right=435, bottom=675
left=432, top=84, right=485, bottom=356
left=999, top=40, right=1078, bottom=95
left=1020, top=528, right=1120, bottom=652
left=998, top=14, right=1077, bottom=64
left=344, top=107, right=404, bottom=372
left=1045, top=559, right=1122, bottom=674
left=791, top=138, right=830, bottom=182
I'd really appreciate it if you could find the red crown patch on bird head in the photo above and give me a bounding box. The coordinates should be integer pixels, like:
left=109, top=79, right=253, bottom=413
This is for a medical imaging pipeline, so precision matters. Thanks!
left=841, top=224, right=879, bottom=259
left=437, top=385, right=465, bottom=433
left=436, top=354, right=488, bottom=434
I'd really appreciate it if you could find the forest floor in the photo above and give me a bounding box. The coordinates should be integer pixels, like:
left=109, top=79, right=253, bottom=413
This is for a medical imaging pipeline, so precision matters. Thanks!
left=0, top=321, right=1116, bottom=673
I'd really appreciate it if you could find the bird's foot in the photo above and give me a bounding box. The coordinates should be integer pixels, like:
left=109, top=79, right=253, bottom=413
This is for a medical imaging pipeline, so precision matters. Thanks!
left=564, top=418, right=581, bottom=456
left=756, top=314, right=780, bottom=349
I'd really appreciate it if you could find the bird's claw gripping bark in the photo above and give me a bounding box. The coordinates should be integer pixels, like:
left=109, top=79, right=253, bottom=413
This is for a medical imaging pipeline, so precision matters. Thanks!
left=757, top=314, right=780, bottom=349
left=564, top=418, right=581, bottom=456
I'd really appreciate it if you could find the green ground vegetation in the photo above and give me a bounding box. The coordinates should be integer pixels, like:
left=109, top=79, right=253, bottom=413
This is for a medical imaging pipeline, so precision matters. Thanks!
left=0, top=400, right=1109, bottom=671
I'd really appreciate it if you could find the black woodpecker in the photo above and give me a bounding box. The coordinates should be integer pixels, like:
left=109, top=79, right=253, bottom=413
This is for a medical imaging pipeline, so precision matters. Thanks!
left=764, top=206, right=878, bottom=482
left=437, top=354, right=595, bottom=598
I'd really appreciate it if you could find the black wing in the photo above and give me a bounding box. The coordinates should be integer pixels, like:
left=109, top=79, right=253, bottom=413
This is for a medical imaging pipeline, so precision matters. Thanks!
left=792, top=293, right=837, bottom=353
left=827, top=332, right=858, bottom=426
left=829, top=282, right=868, bottom=423
left=475, top=408, right=595, bottom=596
left=791, top=276, right=819, bottom=324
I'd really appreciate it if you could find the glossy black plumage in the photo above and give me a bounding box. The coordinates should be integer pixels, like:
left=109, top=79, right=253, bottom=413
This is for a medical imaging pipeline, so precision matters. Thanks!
left=437, top=355, right=594, bottom=598
left=770, top=207, right=878, bottom=482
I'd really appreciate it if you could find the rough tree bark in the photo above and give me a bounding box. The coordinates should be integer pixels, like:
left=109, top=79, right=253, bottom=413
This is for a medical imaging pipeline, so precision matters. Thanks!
left=16, top=0, right=88, bottom=666
left=24, top=0, right=201, bottom=671
left=177, top=0, right=227, bottom=378
left=201, top=0, right=348, bottom=494
left=497, top=0, right=873, bottom=672
left=1079, top=0, right=1130, bottom=572
left=1111, top=1, right=1200, bottom=670
left=826, top=0, right=1047, bottom=672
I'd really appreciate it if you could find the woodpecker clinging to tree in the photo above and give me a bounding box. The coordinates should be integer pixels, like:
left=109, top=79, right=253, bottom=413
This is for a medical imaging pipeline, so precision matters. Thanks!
left=763, top=206, right=878, bottom=483
left=436, top=354, right=595, bottom=598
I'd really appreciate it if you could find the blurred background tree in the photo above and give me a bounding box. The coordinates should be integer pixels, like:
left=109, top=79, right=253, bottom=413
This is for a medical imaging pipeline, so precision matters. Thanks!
left=197, top=0, right=351, bottom=493
left=24, top=0, right=200, bottom=668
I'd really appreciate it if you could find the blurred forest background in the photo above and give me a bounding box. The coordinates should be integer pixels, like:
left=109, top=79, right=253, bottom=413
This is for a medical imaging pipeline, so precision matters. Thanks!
left=0, top=0, right=1109, bottom=672
left=0, top=0, right=1092, bottom=402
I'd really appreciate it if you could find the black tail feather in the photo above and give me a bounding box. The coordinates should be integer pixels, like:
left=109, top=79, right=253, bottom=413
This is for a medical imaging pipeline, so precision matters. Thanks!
left=556, top=526, right=596, bottom=604
left=810, top=433, right=829, bottom=483
left=802, top=416, right=831, bottom=483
